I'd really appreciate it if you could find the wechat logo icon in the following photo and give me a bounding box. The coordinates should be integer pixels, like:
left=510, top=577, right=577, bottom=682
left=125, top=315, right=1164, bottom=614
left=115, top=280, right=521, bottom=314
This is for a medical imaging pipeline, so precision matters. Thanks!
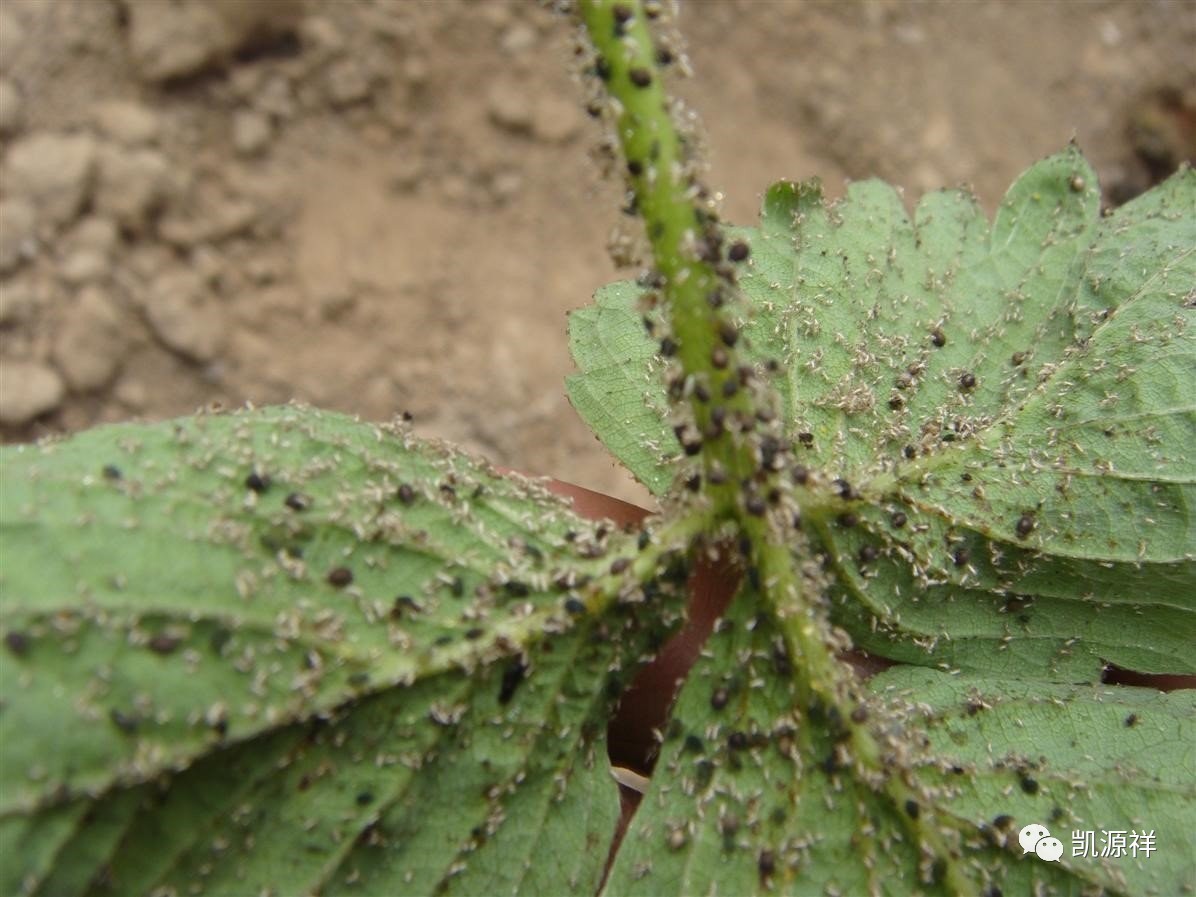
left=1020, top=823, right=1064, bottom=862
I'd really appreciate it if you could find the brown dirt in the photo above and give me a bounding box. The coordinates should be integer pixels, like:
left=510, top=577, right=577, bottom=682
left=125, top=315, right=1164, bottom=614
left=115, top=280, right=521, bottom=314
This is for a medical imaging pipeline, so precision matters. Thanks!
left=1, top=0, right=1193, bottom=506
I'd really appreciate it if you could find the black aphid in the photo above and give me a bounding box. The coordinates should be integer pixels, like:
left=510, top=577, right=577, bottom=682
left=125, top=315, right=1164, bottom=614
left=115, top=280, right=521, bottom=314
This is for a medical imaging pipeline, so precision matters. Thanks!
left=902, top=445, right=917, bottom=459
left=148, top=634, right=181, bottom=655
left=904, top=799, right=920, bottom=819
left=326, top=567, right=353, bottom=588
left=727, top=730, right=748, bottom=751
left=833, top=478, right=855, bottom=499
left=1011, top=351, right=1028, bottom=366
left=612, top=3, right=633, bottom=24
left=889, top=395, right=904, bottom=410
left=1124, top=713, right=1139, bottom=727
left=610, top=557, right=631, bottom=575
left=503, top=580, right=529, bottom=597
left=628, top=67, right=652, bottom=88
left=745, top=495, right=767, bottom=516
left=1019, top=774, right=1039, bottom=795
left=792, top=465, right=809, bottom=485
left=718, top=320, right=739, bottom=347
left=858, top=544, right=879, bottom=564
left=102, top=463, right=122, bottom=480
left=392, top=595, right=421, bottom=618
left=245, top=471, right=271, bottom=493
left=890, top=510, right=908, bottom=528
left=952, top=546, right=971, bottom=567
left=594, top=56, right=611, bottom=81
left=850, top=706, right=868, bottom=723
left=721, top=378, right=739, bottom=398
left=450, top=576, right=465, bottom=597
left=499, top=655, right=528, bottom=708
left=627, top=159, right=644, bottom=177
left=284, top=492, right=311, bottom=511
left=1015, top=513, right=1035, bottom=539
left=959, top=371, right=977, bottom=390
left=710, top=686, right=730, bottom=710
left=711, top=347, right=729, bottom=369
left=757, top=849, right=776, bottom=880
left=930, top=328, right=947, bottom=347
left=836, top=512, right=858, bottom=528
left=356, top=791, right=375, bottom=806
left=797, top=431, right=814, bottom=447
left=564, top=596, right=585, bottom=615
left=4, top=631, right=29, bottom=656
left=660, top=337, right=677, bottom=356
left=110, top=708, right=138, bottom=734
left=728, top=241, right=750, bottom=262
left=685, top=473, right=702, bottom=492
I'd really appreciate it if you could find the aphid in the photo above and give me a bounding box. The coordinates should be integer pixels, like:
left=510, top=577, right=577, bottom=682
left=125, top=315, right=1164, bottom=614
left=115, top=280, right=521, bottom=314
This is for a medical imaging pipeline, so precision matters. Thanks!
left=612, top=3, right=633, bottom=24
left=356, top=791, right=375, bottom=806
left=655, top=46, right=674, bottom=66
left=628, top=67, right=652, bottom=88
left=797, top=432, right=814, bottom=447
left=392, top=595, right=421, bottom=618
left=888, top=395, right=904, bottom=410
left=327, top=567, right=354, bottom=588
left=4, top=631, right=29, bottom=656
left=245, top=471, right=271, bottom=493
left=959, top=371, right=977, bottom=390
left=721, top=378, right=739, bottom=398
left=102, top=464, right=122, bottom=481
left=745, top=495, right=766, bottom=516
left=285, top=492, right=311, bottom=512
left=110, top=708, right=138, bottom=734
left=711, top=347, right=729, bottom=369
left=719, top=813, right=740, bottom=838
left=1015, top=513, right=1035, bottom=539
left=397, top=483, right=416, bottom=505
left=890, top=510, right=908, bottom=528
left=930, top=328, right=947, bottom=347
left=610, top=557, right=631, bottom=575
left=660, top=337, right=677, bottom=357
left=710, top=686, right=730, bottom=710
left=564, top=596, right=585, bottom=615
left=952, top=546, right=971, bottom=567
left=1069, top=175, right=1086, bottom=192
left=757, top=849, right=776, bottom=881
left=465, top=627, right=484, bottom=640
left=148, top=634, right=181, bottom=655
left=1124, top=713, right=1138, bottom=728
left=708, top=462, right=728, bottom=485
left=685, top=473, right=702, bottom=492
left=850, top=706, right=868, bottom=723
left=718, top=321, right=739, bottom=347
left=627, top=159, right=644, bottom=177
left=727, top=731, right=748, bottom=751
left=904, top=799, right=920, bottom=819
left=902, top=445, right=917, bottom=459
left=1019, top=774, right=1039, bottom=795
left=1011, top=351, right=1028, bottom=366
left=684, top=734, right=704, bottom=754
left=836, top=512, right=858, bottom=528
left=728, top=241, right=750, bottom=262
left=449, top=576, right=465, bottom=597
left=791, top=465, right=809, bottom=485
left=833, top=478, right=855, bottom=499
left=693, top=382, right=711, bottom=402
left=594, top=56, right=611, bottom=81
left=858, top=544, right=879, bottom=564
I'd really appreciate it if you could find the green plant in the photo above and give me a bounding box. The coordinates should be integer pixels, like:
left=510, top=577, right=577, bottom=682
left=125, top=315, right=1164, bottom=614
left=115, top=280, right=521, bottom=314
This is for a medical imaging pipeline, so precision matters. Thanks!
left=2, top=1, right=1193, bottom=894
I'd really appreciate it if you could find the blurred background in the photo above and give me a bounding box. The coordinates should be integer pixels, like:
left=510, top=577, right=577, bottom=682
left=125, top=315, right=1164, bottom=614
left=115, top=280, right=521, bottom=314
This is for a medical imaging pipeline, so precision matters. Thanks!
left=1, top=0, right=1192, bottom=505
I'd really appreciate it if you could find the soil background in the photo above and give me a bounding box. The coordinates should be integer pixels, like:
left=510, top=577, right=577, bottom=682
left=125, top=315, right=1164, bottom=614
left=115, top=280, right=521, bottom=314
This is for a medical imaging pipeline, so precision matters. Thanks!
left=2, top=0, right=1193, bottom=506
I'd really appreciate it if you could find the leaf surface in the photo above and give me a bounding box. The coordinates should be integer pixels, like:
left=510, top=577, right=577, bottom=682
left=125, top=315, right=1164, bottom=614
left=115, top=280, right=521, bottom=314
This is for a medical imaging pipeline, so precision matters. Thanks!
left=0, top=405, right=660, bottom=895
left=568, top=151, right=1196, bottom=679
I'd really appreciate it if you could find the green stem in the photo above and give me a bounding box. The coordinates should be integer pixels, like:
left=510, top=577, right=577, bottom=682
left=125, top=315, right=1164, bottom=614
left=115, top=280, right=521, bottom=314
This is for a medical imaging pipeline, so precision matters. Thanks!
left=577, top=2, right=979, bottom=892
left=577, top=0, right=757, bottom=517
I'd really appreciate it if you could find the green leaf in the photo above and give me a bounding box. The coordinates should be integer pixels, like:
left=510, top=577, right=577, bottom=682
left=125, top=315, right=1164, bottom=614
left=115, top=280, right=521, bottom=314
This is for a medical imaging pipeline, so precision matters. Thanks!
left=603, top=592, right=1085, bottom=896
left=567, top=150, right=1196, bottom=680
left=872, top=666, right=1196, bottom=897
left=606, top=591, right=1192, bottom=896
left=0, top=405, right=665, bottom=894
